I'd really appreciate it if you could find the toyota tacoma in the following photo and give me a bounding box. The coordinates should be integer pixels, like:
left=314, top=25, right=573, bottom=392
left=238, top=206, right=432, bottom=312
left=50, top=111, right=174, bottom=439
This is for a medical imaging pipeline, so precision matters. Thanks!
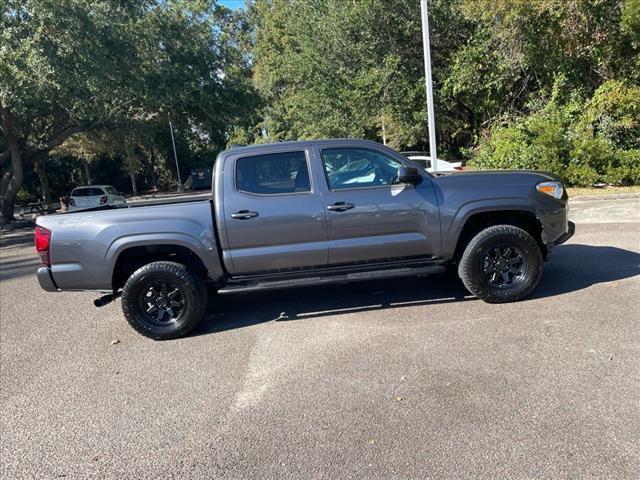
left=34, top=139, right=574, bottom=339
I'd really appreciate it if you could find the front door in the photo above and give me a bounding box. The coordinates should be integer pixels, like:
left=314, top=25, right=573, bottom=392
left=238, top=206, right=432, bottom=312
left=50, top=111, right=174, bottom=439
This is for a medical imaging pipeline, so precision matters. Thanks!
left=317, top=146, right=440, bottom=266
left=221, top=148, right=329, bottom=276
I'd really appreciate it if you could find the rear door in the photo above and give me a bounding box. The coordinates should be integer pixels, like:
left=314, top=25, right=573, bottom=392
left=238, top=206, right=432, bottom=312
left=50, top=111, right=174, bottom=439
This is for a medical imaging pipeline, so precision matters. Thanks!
left=316, top=146, right=441, bottom=265
left=220, top=147, right=329, bottom=276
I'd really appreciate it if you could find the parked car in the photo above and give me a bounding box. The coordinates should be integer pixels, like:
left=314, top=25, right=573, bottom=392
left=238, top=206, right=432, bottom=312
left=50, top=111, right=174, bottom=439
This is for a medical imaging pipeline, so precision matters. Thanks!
left=401, top=151, right=463, bottom=173
left=35, top=139, right=574, bottom=340
left=68, top=185, right=126, bottom=211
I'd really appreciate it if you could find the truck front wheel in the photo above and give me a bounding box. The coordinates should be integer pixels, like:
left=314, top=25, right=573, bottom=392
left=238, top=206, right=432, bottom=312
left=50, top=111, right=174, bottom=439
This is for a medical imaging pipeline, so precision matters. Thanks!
left=458, top=225, right=543, bottom=303
left=121, top=261, right=207, bottom=340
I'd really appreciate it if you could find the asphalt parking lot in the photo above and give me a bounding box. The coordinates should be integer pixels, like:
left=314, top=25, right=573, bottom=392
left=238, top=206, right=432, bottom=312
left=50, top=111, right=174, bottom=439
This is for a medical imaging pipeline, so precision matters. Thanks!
left=1, top=197, right=639, bottom=479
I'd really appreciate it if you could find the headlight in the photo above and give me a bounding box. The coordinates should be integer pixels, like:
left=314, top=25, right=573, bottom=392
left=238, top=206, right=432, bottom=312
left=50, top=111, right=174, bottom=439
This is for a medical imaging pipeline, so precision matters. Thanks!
left=536, top=181, right=564, bottom=199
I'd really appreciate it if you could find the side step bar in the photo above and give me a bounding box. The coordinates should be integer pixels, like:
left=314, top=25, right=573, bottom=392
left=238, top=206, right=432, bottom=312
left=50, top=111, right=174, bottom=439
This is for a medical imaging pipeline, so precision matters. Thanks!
left=218, top=265, right=446, bottom=295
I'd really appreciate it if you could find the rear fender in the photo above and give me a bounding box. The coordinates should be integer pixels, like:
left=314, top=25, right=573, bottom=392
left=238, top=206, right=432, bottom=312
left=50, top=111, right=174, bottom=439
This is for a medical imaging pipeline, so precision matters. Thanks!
left=105, top=233, right=225, bottom=285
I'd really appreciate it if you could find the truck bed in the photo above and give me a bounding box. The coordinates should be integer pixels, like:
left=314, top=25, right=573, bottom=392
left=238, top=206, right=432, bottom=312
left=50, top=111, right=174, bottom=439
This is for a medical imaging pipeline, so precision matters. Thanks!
left=63, top=191, right=212, bottom=214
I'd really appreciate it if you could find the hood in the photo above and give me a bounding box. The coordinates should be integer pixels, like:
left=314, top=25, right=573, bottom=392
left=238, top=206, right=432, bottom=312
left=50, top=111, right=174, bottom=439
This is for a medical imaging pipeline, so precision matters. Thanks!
left=432, top=169, right=561, bottom=189
left=430, top=169, right=565, bottom=204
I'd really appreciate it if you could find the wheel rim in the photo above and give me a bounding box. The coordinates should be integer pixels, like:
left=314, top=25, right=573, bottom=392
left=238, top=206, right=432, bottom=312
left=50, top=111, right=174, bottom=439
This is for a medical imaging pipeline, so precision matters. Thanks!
left=137, top=279, right=186, bottom=326
left=481, top=244, right=528, bottom=289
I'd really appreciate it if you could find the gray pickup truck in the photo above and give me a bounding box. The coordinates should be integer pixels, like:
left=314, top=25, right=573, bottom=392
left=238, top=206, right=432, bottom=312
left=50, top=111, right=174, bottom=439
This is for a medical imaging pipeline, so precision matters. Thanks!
left=35, top=139, right=574, bottom=340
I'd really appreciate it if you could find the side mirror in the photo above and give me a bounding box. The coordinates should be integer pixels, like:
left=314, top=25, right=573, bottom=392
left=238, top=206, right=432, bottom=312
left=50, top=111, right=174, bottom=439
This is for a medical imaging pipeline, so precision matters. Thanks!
left=397, top=166, right=422, bottom=185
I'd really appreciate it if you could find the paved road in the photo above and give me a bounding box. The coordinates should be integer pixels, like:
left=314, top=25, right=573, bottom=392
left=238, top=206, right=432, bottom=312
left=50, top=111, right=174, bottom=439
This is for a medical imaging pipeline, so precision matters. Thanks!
left=1, top=201, right=639, bottom=479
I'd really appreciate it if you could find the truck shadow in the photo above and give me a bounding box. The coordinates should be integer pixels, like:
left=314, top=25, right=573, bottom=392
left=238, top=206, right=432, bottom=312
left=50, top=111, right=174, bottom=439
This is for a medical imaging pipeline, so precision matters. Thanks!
left=196, top=243, right=640, bottom=336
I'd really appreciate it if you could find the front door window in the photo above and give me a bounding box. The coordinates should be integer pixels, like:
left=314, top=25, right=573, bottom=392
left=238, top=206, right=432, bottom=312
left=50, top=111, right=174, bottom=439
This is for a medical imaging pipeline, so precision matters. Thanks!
left=321, top=148, right=403, bottom=190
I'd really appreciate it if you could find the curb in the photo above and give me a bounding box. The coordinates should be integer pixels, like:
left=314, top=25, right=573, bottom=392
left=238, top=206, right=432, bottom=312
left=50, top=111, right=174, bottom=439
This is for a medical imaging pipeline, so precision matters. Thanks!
left=0, top=219, right=35, bottom=232
left=570, top=193, right=640, bottom=202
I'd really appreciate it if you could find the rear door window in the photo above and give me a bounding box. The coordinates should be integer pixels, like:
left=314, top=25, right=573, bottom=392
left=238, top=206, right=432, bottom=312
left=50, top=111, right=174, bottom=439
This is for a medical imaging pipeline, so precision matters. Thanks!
left=235, top=151, right=310, bottom=195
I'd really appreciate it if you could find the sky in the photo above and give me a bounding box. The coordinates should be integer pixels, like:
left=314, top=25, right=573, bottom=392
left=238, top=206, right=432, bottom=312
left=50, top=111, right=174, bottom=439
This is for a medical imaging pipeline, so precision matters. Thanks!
left=219, top=0, right=245, bottom=9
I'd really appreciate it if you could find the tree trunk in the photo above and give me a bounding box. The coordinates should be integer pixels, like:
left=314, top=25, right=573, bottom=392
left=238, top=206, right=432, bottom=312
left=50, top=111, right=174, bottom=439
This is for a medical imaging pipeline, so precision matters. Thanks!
left=0, top=165, right=12, bottom=198
left=34, top=160, right=53, bottom=207
left=129, top=172, right=138, bottom=195
left=0, top=109, right=24, bottom=225
left=146, top=150, right=158, bottom=191
left=83, top=161, right=92, bottom=184
left=0, top=164, right=14, bottom=224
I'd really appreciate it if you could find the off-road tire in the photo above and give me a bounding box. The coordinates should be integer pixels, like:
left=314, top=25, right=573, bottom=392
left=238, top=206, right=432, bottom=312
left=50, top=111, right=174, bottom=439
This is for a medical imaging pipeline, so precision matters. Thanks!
left=121, top=261, right=207, bottom=340
left=458, top=225, right=543, bottom=303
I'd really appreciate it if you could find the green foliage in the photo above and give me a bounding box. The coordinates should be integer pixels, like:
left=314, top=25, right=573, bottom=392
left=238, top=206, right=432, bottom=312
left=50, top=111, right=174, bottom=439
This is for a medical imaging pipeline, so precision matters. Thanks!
left=0, top=0, right=259, bottom=211
left=15, top=188, right=35, bottom=205
left=251, top=0, right=472, bottom=152
left=622, top=0, right=640, bottom=46
left=470, top=81, right=640, bottom=186
left=4, top=0, right=640, bottom=212
left=251, top=0, right=639, bottom=182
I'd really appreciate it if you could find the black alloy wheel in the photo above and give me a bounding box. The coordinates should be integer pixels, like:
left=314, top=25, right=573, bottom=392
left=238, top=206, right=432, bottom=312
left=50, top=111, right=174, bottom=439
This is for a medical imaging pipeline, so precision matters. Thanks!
left=138, top=279, right=186, bottom=326
left=481, top=245, right=527, bottom=288
left=458, top=224, right=543, bottom=303
left=121, top=261, right=207, bottom=340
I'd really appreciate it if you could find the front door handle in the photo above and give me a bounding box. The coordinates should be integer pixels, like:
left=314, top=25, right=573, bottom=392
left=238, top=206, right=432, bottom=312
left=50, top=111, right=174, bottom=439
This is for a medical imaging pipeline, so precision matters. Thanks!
left=231, top=210, right=259, bottom=219
left=326, top=202, right=355, bottom=212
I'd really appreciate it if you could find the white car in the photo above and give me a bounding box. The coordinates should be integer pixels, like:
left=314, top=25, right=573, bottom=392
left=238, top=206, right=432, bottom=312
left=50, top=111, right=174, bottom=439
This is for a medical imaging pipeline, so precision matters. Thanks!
left=69, top=185, right=126, bottom=211
left=402, top=153, right=463, bottom=174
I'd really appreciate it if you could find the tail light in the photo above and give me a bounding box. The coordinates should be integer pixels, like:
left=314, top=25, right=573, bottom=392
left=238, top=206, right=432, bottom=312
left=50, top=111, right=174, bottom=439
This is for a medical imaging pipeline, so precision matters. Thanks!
left=34, top=226, right=52, bottom=266
left=99, top=195, right=108, bottom=204
left=454, top=166, right=464, bottom=171
left=69, top=198, right=76, bottom=206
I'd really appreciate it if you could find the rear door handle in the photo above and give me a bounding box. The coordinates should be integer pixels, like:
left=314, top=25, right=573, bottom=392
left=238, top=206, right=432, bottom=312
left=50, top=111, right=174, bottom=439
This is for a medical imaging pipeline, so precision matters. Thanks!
left=327, top=202, right=355, bottom=212
left=231, top=210, right=259, bottom=219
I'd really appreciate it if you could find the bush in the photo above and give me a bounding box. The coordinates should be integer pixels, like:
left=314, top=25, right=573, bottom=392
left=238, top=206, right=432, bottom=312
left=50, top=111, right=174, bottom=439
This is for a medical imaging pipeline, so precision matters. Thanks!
left=470, top=80, right=640, bottom=186
left=15, top=188, right=36, bottom=205
left=606, top=149, right=640, bottom=185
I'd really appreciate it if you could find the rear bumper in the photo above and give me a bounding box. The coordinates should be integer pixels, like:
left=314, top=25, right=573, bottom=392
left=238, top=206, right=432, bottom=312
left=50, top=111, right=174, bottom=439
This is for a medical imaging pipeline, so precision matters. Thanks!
left=37, top=267, right=59, bottom=292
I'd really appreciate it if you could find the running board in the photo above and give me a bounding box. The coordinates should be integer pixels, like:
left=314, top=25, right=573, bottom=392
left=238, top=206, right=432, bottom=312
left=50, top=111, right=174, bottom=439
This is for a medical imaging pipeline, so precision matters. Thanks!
left=218, top=265, right=446, bottom=295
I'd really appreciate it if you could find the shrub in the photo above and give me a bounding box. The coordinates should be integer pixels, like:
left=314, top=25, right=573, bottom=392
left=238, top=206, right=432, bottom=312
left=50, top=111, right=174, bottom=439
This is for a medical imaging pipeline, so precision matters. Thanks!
left=470, top=80, right=640, bottom=186
left=606, top=149, right=640, bottom=185
left=15, top=188, right=36, bottom=205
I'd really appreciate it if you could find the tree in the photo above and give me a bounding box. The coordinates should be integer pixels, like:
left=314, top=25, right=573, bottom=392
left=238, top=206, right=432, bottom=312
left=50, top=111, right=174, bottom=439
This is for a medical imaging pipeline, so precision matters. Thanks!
left=250, top=0, right=638, bottom=164
left=0, top=0, right=258, bottom=223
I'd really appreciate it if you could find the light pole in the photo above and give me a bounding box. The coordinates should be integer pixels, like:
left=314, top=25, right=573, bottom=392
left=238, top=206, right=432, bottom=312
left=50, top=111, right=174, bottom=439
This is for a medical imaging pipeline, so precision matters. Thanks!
left=420, top=0, right=438, bottom=172
left=168, top=115, right=183, bottom=192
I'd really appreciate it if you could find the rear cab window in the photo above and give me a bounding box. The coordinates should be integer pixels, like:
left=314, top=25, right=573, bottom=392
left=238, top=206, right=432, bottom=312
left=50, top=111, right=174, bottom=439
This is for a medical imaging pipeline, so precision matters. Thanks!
left=235, top=151, right=310, bottom=195
left=71, top=187, right=105, bottom=196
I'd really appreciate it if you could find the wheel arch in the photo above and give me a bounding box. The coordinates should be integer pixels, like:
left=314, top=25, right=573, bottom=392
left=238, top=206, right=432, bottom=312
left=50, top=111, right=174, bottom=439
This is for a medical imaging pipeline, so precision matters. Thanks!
left=451, top=209, right=546, bottom=264
left=107, top=235, right=224, bottom=291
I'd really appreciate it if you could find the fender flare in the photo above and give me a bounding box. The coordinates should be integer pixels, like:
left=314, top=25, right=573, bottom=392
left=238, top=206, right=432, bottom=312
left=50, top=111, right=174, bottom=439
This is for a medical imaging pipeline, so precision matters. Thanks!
left=442, top=198, right=538, bottom=258
left=105, top=232, right=225, bottom=283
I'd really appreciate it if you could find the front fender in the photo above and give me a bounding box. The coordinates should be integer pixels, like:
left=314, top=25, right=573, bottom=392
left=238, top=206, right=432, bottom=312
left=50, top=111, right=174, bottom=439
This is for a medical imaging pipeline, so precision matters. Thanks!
left=439, top=198, right=537, bottom=260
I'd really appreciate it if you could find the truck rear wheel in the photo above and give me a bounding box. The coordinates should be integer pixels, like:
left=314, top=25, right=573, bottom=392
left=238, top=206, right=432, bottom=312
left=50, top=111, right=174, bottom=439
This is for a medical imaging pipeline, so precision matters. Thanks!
left=121, top=261, right=207, bottom=340
left=458, top=225, right=543, bottom=303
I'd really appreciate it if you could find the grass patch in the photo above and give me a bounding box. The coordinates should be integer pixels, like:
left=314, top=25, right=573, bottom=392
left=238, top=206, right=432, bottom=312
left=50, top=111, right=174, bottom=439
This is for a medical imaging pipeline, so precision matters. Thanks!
left=568, top=185, right=640, bottom=197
